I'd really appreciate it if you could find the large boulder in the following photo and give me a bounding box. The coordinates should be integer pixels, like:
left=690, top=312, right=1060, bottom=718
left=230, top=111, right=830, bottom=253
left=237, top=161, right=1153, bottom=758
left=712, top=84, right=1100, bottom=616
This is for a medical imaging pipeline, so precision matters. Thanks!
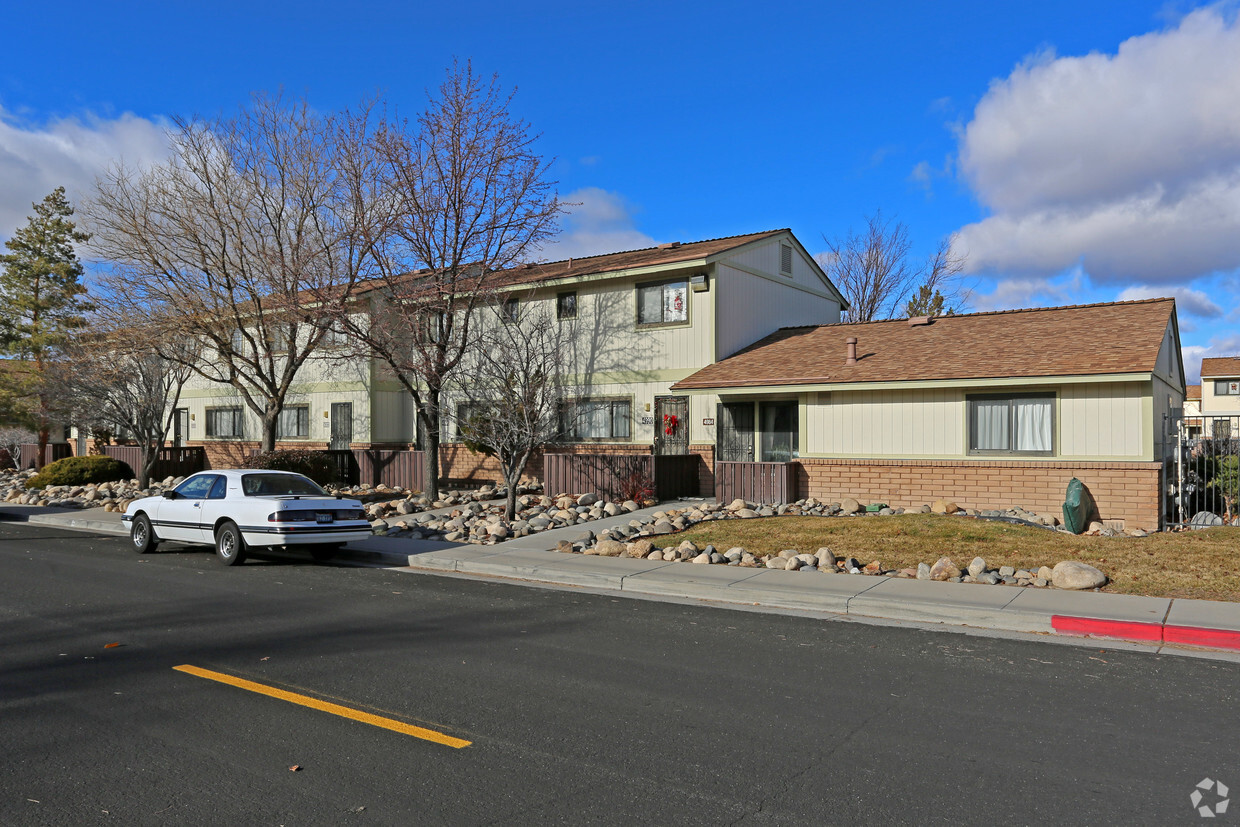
left=839, top=497, right=861, bottom=514
left=1052, top=561, right=1107, bottom=590
left=931, top=499, right=961, bottom=515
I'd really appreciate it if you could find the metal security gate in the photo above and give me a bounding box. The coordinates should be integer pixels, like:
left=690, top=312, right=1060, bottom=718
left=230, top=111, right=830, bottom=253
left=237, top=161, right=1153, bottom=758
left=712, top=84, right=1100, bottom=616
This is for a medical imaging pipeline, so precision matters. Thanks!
left=717, top=402, right=754, bottom=462
left=1172, top=415, right=1239, bottom=526
left=653, top=395, right=688, bottom=456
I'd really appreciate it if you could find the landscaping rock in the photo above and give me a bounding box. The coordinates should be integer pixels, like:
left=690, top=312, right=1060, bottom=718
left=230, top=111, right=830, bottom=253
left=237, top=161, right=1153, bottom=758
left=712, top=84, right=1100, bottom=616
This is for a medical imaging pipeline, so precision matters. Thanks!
left=916, top=562, right=932, bottom=580
left=765, top=557, right=788, bottom=570
left=839, top=497, right=861, bottom=514
left=931, top=499, right=960, bottom=515
left=967, top=557, right=987, bottom=578
left=594, top=539, right=625, bottom=557
left=929, top=557, right=961, bottom=581
left=1052, top=561, right=1107, bottom=590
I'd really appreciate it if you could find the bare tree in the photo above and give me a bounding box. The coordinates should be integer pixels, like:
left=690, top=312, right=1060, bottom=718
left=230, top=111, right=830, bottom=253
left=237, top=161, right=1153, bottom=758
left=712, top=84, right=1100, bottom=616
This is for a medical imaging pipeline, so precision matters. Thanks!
left=820, top=213, right=965, bottom=323
left=86, top=93, right=384, bottom=452
left=451, top=304, right=572, bottom=520
left=0, top=426, right=37, bottom=470
left=324, top=61, right=561, bottom=500
left=49, top=310, right=193, bottom=488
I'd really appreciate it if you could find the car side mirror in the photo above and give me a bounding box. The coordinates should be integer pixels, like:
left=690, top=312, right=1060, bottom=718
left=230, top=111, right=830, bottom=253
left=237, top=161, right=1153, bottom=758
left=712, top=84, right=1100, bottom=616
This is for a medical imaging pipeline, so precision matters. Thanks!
left=163, top=490, right=179, bottom=500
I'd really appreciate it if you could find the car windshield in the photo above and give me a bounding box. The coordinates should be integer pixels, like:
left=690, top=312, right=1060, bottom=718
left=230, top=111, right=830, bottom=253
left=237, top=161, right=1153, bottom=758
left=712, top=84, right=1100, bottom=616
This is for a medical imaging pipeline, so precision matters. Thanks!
left=241, top=473, right=327, bottom=497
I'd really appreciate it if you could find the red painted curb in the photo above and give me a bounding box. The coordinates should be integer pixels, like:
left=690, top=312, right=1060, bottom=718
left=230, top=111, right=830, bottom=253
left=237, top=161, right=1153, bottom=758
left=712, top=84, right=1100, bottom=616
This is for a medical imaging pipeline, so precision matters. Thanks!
left=1162, top=625, right=1240, bottom=652
left=1051, top=615, right=1164, bottom=642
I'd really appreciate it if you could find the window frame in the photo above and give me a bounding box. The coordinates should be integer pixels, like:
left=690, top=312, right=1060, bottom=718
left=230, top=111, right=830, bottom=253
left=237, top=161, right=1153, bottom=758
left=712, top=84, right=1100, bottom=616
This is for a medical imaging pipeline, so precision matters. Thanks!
left=558, top=397, right=633, bottom=442
left=204, top=406, right=244, bottom=439
left=1215, top=380, right=1240, bottom=396
left=635, top=278, right=690, bottom=328
left=966, top=392, right=1056, bottom=457
left=500, top=295, right=520, bottom=325
left=556, top=291, right=578, bottom=321
left=276, top=405, right=310, bottom=440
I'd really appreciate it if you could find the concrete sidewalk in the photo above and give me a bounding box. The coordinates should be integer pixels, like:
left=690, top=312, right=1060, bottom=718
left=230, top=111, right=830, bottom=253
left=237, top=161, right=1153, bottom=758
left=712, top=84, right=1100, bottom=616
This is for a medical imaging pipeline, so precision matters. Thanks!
left=6, top=501, right=1240, bottom=657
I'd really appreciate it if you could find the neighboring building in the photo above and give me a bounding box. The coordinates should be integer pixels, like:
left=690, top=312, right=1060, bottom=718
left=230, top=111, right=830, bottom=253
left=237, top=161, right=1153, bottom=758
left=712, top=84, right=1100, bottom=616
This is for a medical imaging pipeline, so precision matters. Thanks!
left=1183, top=384, right=1203, bottom=439
left=179, top=229, right=848, bottom=479
left=671, top=298, right=1185, bottom=530
left=1200, top=357, right=1240, bottom=441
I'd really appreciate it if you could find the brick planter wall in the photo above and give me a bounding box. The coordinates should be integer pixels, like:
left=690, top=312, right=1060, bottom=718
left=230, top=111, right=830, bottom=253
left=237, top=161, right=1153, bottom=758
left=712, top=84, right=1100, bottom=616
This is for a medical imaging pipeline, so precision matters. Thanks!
left=794, top=458, right=1164, bottom=531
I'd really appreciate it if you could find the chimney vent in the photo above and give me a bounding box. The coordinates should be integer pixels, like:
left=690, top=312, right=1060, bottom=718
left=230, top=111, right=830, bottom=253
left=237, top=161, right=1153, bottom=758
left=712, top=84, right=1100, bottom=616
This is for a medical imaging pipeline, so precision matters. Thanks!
left=908, top=315, right=932, bottom=327
left=658, top=241, right=681, bottom=249
left=845, top=337, right=858, bottom=365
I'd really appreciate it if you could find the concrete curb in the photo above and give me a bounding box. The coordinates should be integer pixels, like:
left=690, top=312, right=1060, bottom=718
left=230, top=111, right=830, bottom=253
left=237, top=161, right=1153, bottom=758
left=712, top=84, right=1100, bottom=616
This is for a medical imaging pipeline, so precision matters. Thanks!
left=7, top=501, right=1240, bottom=653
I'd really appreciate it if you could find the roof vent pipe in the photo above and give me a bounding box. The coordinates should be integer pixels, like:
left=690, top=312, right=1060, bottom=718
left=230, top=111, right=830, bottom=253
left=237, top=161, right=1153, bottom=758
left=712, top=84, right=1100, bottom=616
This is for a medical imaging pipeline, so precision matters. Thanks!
left=845, top=337, right=858, bottom=365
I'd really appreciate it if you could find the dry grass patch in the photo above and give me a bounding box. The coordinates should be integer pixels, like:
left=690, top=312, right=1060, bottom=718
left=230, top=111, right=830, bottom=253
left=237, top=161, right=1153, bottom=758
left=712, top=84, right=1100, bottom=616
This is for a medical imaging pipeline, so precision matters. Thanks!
left=673, top=514, right=1240, bottom=602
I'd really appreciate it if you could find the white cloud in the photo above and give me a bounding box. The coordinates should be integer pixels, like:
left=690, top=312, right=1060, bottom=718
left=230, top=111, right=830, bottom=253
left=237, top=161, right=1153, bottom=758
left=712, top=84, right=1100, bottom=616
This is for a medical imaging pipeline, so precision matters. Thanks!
left=1184, top=333, right=1240, bottom=382
left=969, top=276, right=1074, bottom=312
left=541, top=187, right=658, bottom=260
left=954, top=7, right=1240, bottom=283
left=1117, top=284, right=1223, bottom=317
left=0, top=105, right=169, bottom=242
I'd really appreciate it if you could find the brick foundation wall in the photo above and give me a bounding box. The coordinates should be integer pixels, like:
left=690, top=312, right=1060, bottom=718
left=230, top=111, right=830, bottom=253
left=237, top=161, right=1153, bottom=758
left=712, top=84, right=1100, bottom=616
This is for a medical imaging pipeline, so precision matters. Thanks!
left=795, top=458, right=1164, bottom=531
left=689, top=444, right=715, bottom=497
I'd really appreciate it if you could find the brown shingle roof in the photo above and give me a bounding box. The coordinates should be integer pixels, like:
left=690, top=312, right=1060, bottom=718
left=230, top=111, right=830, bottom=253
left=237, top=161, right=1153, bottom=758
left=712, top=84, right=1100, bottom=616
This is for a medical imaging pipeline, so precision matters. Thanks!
left=1187, top=384, right=1202, bottom=400
left=488, top=229, right=789, bottom=289
left=1201, top=357, right=1240, bottom=378
left=672, top=298, right=1176, bottom=390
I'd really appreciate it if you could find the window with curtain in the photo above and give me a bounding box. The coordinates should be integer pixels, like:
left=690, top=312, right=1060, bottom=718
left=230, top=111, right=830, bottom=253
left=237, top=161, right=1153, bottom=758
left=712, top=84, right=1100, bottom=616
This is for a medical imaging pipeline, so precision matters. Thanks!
left=205, top=407, right=244, bottom=439
left=277, top=406, right=309, bottom=439
left=636, top=279, right=688, bottom=325
left=968, top=394, right=1053, bottom=455
left=559, top=399, right=631, bottom=440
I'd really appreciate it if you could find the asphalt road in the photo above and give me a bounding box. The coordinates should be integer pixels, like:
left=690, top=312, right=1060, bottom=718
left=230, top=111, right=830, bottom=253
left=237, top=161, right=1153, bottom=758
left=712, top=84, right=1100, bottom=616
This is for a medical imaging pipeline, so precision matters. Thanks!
left=1, top=521, right=1238, bottom=826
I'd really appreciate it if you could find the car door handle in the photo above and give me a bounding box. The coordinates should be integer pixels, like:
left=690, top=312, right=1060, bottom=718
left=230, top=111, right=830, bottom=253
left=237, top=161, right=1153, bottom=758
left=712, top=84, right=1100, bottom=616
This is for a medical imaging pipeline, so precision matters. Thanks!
left=193, top=503, right=201, bottom=508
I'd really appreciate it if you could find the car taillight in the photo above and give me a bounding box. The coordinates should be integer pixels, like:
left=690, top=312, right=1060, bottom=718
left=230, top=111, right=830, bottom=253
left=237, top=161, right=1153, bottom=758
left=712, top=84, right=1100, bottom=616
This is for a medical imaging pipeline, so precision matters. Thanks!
left=268, top=511, right=316, bottom=522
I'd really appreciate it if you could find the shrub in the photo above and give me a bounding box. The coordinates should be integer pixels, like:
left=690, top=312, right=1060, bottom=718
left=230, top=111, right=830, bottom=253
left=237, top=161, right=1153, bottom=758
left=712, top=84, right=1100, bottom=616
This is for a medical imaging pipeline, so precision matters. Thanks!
left=618, top=468, right=656, bottom=506
left=243, top=450, right=337, bottom=486
left=26, top=455, right=134, bottom=489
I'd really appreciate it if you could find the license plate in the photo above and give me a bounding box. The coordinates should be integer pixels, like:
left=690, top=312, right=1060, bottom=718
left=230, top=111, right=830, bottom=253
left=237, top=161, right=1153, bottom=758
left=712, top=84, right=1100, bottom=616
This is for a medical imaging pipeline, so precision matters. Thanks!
left=316, top=512, right=332, bottom=524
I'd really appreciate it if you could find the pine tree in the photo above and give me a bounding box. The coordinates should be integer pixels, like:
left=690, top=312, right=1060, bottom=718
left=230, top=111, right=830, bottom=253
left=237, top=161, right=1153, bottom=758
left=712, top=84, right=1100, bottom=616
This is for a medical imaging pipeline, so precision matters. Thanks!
left=0, top=187, right=93, bottom=467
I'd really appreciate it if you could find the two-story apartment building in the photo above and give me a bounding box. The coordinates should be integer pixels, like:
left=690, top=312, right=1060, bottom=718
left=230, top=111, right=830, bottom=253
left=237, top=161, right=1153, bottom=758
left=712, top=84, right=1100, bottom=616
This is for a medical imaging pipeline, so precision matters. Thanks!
left=1200, top=357, right=1240, bottom=440
left=176, top=229, right=848, bottom=479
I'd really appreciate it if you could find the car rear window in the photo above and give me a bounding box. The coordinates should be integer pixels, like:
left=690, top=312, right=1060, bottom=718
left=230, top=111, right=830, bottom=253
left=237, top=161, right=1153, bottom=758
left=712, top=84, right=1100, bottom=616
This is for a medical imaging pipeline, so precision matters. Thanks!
left=241, top=474, right=327, bottom=497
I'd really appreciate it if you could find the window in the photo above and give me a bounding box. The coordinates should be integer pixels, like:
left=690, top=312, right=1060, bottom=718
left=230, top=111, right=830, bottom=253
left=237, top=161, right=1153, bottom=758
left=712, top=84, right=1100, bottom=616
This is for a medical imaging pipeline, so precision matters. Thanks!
left=208, top=476, right=228, bottom=499
left=560, top=399, right=631, bottom=440
left=455, top=402, right=488, bottom=441
left=636, top=279, right=688, bottom=326
left=269, top=325, right=289, bottom=353
left=277, top=405, right=309, bottom=439
left=557, top=291, right=577, bottom=321
left=500, top=296, right=519, bottom=324
left=1214, top=419, right=1233, bottom=441
left=415, top=311, right=444, bottom=343
left=1215, top=380, right=1240, bottom=395
left=780, top=243, right=793, bottom=276
left=175, top=474, right=219, bottom=499
left=205, top=407, right=244, bottom=439
left=230, top=328, right=246, bottom=355
left=759, top=401, right=798, bottom=461
left=321, top=321, right=348, bottom=348
left=968, top=393, right=1054, bottom=455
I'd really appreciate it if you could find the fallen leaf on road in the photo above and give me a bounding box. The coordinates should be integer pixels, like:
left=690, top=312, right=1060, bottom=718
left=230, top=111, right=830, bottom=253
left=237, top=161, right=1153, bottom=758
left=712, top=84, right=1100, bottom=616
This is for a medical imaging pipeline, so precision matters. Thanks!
left=289, top=765, right=301, bottom=772
left=261, top=657, right=270, bottom=661
left=104, top=643, right=121, bottom=649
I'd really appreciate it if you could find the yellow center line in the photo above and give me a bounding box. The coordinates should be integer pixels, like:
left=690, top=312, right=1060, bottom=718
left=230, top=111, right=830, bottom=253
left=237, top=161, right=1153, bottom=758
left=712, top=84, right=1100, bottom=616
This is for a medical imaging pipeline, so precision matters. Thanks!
left=173, top=664, right=471, bottom=749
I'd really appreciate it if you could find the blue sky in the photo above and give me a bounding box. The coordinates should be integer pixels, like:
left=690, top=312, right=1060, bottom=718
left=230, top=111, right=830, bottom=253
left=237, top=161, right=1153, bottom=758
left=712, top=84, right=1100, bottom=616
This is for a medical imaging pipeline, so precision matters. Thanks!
left=2, top=1, right=1238, bottom=380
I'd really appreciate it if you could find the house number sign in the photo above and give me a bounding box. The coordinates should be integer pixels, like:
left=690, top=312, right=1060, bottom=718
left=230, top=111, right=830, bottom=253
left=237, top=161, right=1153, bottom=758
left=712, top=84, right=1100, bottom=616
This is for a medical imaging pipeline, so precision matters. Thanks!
left=702, top=418, right=715, bottom=426
left=640, top=416, right=654, bottom=425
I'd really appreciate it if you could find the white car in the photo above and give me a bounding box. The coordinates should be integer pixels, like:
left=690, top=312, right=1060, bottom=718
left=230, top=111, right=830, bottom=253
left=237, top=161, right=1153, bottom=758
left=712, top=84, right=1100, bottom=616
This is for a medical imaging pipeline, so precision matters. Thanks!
left=122, top=469, right=371, bottom=565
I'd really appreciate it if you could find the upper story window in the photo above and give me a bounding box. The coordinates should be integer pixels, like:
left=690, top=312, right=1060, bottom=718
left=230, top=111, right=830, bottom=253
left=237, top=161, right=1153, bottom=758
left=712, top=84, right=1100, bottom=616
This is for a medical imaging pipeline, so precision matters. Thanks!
left=500, top=296, right=519, bottom=324
left=967, top=393, right=1054, bottom=456
left=636, top=279, right=688, bottom=326
left=557, top=291, right=577, bottom=321
left=780, top=243, right=793, bottom=276
left=1215, top=380, right=1240, bottom=395
left=230, top=328, right=246, bottom=355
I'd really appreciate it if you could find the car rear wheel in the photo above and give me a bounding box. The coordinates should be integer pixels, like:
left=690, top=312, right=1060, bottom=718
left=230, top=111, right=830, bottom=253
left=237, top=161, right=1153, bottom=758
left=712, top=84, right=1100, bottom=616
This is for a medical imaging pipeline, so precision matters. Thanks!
left=215, top=521, right=247, bottom=566
left=131, top=514, right=159, bottom=554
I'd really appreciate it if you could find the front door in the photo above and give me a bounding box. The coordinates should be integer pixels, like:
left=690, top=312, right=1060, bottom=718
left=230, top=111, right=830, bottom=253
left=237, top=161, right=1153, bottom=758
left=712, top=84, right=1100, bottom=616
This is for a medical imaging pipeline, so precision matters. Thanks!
left=330, top=403, right=353, bottom=451
left=654, top=395, right=689, bottom=455
left=172, top=408, right=189, bottom=447
left=717, top=402, right=755, bottom=462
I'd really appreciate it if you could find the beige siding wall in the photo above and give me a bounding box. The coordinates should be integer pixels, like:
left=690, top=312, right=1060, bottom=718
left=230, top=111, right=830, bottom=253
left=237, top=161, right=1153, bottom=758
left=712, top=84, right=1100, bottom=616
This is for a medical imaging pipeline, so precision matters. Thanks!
left=714, top=263, right=841, bottom=359
left=725, top=238, right=833, bottom=295
left=180, top=387, right=372, bottom=444
left=804, top=382, right=1150, bottom=460
left=806, top=388, right=963, bottom=457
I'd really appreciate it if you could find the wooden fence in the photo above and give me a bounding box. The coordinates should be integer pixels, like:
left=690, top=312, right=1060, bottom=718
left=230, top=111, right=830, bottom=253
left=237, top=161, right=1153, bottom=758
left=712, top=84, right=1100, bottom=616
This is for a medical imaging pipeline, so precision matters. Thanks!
left=18, top=443, right=72, bottom=470
left=100, top=446, right=206, bottom=479
left=326, top=449, right=426, bottom=491
left=543, top=453, right=699, bottom=502
left=714, top=461, right=796, bottom=504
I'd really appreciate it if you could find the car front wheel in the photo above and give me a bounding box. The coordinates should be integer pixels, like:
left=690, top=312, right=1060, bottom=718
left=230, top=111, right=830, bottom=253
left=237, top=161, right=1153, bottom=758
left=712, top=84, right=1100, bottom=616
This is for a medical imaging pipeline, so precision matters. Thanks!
left=214, top=521, right=247, bottom=566
left=131, top=514, right=159, bottom=554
